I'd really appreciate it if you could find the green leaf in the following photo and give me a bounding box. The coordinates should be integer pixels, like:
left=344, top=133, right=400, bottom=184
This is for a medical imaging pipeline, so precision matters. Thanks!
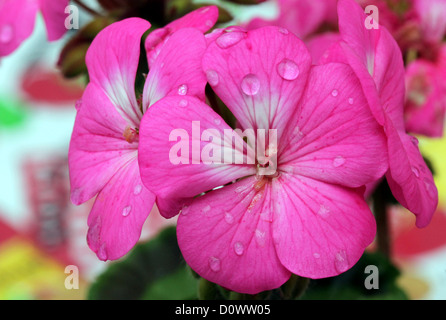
left=87, top=226, right=196, bottom=300
left=0, top=97, right=27, bottom=128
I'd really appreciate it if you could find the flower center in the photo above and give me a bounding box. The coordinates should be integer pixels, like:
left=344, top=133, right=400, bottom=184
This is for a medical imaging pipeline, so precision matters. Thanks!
left=123, top=126, right=139, bottom=144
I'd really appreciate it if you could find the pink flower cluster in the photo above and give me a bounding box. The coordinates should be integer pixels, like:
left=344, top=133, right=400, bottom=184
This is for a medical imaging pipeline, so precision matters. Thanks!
left=67, top=0, right=439, bottom=294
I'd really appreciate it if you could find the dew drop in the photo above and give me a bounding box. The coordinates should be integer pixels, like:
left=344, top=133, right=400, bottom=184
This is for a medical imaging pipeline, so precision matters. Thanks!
left=278, top=27, right=289, bottom=35
left=318, top=205, right=330, bottom=218
left=424, top=177, right=437, bottom=199
left=412, top=166, right=420, bottom=178
left=216, top=31, right=245, bottom=49
left=178, top=99, right=188, bottom=107
left=348, top=97, right=354, bottom=105
left=202, top=205, right=211, bottom=213
left=334, top=250, right=349, bottom=273
left=331, top=89, right=339, bottom=97
left=234, top=242, right=244, bottom=256
left=97, top=243, right=108, bottom=261
left=209, top=256, right=221, bottom=272
left=224, top=212, right=234, bottom=224
left=178, top=84, right=188, bottom=95
left=255, top=229, right=266, bottom=247
left=410, top=136, right=419, bottom=147
left=214, top=118, right=222, bottom=126
left=122, top=205, right=132, bottom=217
left=206, top=69, right=219, bottom=86
left=313, top=252, right=321, bottom=259
left=133, top=184, right=142, bottom=195
left=241, top=74, right=260, bottom=96
left=333, top=156, right=346, bottom=168
left=0, top=24, right=14, bottom=44
left=180, top=205, right=189, bottom=216
left=277, top=58, right=300, bottom=80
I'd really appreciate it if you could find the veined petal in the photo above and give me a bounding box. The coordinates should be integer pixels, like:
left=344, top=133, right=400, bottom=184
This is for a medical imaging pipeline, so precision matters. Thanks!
left=271, top=174, right=376, bottom=278
left=0, top=0, right=38, bottom=56
left=138, top=95, right=256, bottom=217
left=143, top=28, right=207, bottom=111
left=69, top=83, right=138, bottom=205
left=85, top=18, right=151, bottom=127
left=87, top=159, right=156, bottom=261
left=385, top=116, right=438, bottom=228
left=203, top=26, right=312, bottom=141
left=280, top=63, right=388, bottom=188
left=177, top=176, right=291, bottom=294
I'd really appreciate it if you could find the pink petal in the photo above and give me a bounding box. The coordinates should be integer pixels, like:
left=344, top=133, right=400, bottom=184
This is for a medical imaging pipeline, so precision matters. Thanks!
left=69, top=84, right=139, bottom=205
left=271, top=174, right=376, bottom=278
left=177, top=177, right=291, bottom=294
left=85, top=18, right=150, bottom=128
left=87, top=159, right=155, bottom=261
left=142, top=28, right=207, bottom=111
left=415, top=0, right=446, bottom=43
left=138, top=95, right=256, bottom=218
left=384, top=116, right=438, bottom=228
left=305, top=32, right=341, bottom=65
left=39, top=0, right=69, bottom=41
left=145, top=6, right=218, bottom=67
left=280, top=63, right=388, bottom=188
left=0, top=0, right=38, bottom=56
left=203, top=26, right=311, bottom=140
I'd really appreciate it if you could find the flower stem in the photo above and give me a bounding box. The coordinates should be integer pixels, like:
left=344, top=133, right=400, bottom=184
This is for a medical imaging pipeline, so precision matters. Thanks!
left=373, top=181, right=391, bottom=258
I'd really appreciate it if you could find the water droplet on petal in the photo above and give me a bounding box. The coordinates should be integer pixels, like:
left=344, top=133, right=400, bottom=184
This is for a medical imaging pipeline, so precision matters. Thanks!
left=241, top=74, right=260, bottom=96
left=255, top=229, right=266, bottom=247
left=178, top=99, right=188, bottom=107
left=277, top=59, right=299, bottom=80
left=234, top=242, right=244, bottom=256
left=278, top=27, right=289, bottom=35
left=97, top=243, right=108, bottom=261
left=133, top=184, right=142, bottom=195
left=348, top=98, right=354, bottom=105
left=0, top=24, right=14, bottom=44
left=423, top=177, right=437, bottom=199
left=412, top=166, right=420, bottom=178
left=331, top=89, right=339, bottom=97
left=214, top=118, right=222, bottom=126
left=216, top=31, right=245, bottom=49
left=209, top=256, right=221, bottom=272
left=318, top=205, right=330, bottom=218
left=333, top=156, right=346, bottom=168
left=206, top=69, right=219, bottom=86
left=122, top=205, right=132, bottom=217
left=224, top=212, right=234, bottom=224
left=180, top=205, right=189, bottom=216
left=178, top=84, right=188, bottom=95
left=334, top=250, right=349, bottom=273
left=260, top=212, right=273, bottom=222
left=313, top=252, right=321, bottom=259
left=202, top=205, right=211, bottom=214
left=410, top=136, right=419, bottom=147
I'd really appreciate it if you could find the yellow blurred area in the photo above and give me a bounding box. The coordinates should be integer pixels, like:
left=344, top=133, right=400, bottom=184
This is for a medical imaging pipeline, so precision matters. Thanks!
left=419, top=134, right=446, bottom=209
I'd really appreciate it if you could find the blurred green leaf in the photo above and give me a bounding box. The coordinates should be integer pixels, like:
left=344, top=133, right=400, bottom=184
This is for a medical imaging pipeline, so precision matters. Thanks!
left=0, top=97, right=27, bottom=128
left=302, top=251, right=409, bottom=300
left=88, top=226, right=196, bottom=300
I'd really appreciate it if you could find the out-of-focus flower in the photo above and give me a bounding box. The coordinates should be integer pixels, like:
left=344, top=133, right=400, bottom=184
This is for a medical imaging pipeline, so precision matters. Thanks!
left=322, top=0, right=438, bottom=227
left=68, top=15, right=211, bottom=260
left=245, top=0, right=338, bottom=39
left=138, top=26, right=388, bottom=294
left=0, top=0, right=68, bottom=57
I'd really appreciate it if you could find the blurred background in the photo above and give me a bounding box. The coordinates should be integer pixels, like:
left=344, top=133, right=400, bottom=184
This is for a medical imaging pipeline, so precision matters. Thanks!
left=0, top=0, right=445, bottom=300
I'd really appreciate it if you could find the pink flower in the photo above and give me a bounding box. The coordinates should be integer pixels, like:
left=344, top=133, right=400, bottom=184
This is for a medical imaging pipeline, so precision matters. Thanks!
left=414, top=0, right=446, bottom=44
left=404, top=57, right=446, bottom=137
left=145, top=6, right=218, bottom=67
left=322, top=0, right=438, bottom=227
left=138, top=26, right=388, bottom=293
left=0, top=0, right=68, bottom=56
left=68, top=18, right=209, bottom=260
left=245, top=0, right=337, bottom=39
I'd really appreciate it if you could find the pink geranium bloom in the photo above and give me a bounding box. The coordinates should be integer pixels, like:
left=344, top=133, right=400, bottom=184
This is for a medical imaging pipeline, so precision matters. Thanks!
left=139, top=26, right=388, bottom=293
left=414, top=0, right=446, bottom=44
left=0, top=0, right=68, bottom=56
left=145, top=6, right=218, bottom=67
left=404, top=58, right=446, bottom=137
left=68, top=18, right=209, bottom=260
left=322, top=0, right=438, bottom=227
left=245, top=0, right=337, bottom=39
